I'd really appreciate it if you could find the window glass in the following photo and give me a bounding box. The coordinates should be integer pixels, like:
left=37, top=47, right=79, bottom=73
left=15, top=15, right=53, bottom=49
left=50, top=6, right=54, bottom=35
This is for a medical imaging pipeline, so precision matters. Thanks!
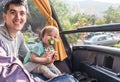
left=98, top=37, right=105, bottom=41
left=24, top=0, right=47, bottom=49
left=106, top=35, right=112, bottom=40
left=50, top=0, right=120, bottom=48
left=50, top=0, right=120, bottom=30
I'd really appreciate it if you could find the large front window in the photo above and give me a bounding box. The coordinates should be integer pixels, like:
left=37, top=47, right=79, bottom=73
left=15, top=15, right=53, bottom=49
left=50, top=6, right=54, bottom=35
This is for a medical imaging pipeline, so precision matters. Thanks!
left=50, top=0, right=120, bottom=48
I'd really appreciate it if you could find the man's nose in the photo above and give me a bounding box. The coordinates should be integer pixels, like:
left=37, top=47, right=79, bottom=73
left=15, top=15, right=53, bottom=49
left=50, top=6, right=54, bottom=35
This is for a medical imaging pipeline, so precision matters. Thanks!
left=15, top=13, right=21, bottom=19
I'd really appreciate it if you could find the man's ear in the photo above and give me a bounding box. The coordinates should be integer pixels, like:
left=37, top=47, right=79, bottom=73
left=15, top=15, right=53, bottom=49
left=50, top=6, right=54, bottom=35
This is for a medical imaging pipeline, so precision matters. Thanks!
left=2, top=13, right=6, bottom=20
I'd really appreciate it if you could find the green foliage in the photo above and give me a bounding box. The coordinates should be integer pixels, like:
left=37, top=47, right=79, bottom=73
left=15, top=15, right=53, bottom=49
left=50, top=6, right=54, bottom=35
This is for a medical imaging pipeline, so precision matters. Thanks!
left=69, top=14, right=82, bottom=24
left=23, top=35, right=29, bottom=44
left=28, top=38, right=35, bottom=42
left=96, top=19, right=105, bottom=25
left=50, top=0, right=71, bottom=30
left=104, top=6, right=115, bottom=23
left=104, top=6, right=120, bottom=23
left=65, top=33, right=80, bottom=45
left=23, top=32, right=36, bottom=44
left=114, top=44, right=120, bottom=48
left=50, top=0, right=96, bottom=44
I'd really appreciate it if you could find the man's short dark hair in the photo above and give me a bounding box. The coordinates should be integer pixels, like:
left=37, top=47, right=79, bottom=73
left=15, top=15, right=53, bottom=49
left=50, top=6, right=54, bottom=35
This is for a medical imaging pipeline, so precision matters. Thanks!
left=2, top=0, right=27, bottom=13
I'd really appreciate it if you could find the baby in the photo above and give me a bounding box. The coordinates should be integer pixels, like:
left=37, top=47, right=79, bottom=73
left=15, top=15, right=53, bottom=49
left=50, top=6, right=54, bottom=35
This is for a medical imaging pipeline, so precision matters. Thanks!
left=24, top=26, right=61, bottom=79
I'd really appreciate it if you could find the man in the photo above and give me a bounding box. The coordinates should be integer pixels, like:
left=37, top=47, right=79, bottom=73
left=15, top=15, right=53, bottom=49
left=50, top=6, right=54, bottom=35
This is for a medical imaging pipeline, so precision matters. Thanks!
left=0, top=0, right=78, bottom=82
left=0, top=0, right=29, bottom=61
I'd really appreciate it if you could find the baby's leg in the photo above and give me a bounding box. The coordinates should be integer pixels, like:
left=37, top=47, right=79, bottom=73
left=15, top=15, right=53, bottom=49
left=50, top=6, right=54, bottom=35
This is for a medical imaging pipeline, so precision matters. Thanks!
left=47, top=63, right=61, bottom=75
left=33, top=64, right=58, bottom=78
left=24, top=62, right=40, bottom=72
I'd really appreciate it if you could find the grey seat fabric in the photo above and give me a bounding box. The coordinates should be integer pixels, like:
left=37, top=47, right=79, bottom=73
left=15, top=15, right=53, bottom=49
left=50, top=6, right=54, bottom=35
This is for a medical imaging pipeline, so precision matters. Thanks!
left=54, top=60, right=72, bottom=74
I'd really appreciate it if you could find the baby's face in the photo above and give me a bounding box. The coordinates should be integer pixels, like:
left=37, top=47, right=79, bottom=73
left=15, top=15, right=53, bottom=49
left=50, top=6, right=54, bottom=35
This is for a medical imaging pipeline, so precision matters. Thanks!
left=42, top=30, right=58, bottom=46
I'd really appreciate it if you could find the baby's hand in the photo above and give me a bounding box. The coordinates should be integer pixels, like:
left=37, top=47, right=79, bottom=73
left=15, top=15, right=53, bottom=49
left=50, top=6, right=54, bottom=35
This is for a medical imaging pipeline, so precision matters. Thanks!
left=52, top=51, right=57, bottom=60
left=42, top=49, right=53, bottom=57
left=46, top=51, right=57, bottom=63
left=42, top=51, right=49, bottom=57
left=45, top=56, right=52, bottom=63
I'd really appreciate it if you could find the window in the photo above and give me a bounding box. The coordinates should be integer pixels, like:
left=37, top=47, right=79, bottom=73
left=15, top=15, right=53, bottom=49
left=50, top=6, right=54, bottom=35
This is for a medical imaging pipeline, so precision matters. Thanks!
left=50, top=0, right=120, bottom=48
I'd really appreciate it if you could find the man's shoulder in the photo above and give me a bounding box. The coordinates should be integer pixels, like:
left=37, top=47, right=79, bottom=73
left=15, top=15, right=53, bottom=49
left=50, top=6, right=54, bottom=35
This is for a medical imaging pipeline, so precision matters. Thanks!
left=0, top=39, right=8, bottom=55
left=0, top=24, right=8, bottom=37
left=0, top=24, right=8, bottom=35
left=0, top=23, right=4, bottom=26
left=0, top=24, right=5, bottom=29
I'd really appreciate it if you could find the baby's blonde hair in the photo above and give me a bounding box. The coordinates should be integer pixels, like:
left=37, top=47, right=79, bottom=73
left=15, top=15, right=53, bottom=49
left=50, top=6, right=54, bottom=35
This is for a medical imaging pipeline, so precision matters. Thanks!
left=39, top=26, right=59, bottom=40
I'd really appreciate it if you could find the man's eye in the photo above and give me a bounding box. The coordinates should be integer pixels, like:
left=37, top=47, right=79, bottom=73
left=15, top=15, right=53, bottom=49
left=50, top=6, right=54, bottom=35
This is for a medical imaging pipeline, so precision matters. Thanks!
left=20, top=12, right=26, bottom=16
left=10, top=11, right=16, bottom=15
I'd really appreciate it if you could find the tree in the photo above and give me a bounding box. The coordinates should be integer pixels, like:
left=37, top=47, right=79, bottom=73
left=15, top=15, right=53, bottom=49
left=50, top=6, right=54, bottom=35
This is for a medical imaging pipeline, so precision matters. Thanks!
left=50, top=0, right=97, bottom=44
left=104, top=6, right=115, bottom=23
left=27, top=0, right=47, bottom=32
left=103, top=6, right=120, bottom=23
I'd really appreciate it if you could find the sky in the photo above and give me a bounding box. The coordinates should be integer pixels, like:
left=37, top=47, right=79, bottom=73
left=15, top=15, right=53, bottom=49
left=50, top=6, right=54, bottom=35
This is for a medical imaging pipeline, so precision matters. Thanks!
left=94, top=0, right=120, bottom=3
left=66, top=0, right=120, bottom=4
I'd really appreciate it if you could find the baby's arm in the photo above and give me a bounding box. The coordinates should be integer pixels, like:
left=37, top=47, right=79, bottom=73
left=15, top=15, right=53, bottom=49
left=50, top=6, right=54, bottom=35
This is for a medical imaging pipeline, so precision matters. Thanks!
left=30, top=53, right=52, bottom=64
left=41, top=50, right=57, bottom=61
left=46, top=50, right=57, bottom=63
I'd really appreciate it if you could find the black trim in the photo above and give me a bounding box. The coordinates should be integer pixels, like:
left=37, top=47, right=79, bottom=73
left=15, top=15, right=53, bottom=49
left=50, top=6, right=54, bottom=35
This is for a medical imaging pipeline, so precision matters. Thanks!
left=73, top=45, right=120, bottom=58
left=61, top=23, right=120, bottom=34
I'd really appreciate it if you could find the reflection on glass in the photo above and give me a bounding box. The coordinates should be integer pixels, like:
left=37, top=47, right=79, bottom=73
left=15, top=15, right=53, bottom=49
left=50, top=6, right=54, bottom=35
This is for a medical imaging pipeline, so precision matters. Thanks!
left=65, top=32, right=120, bottom=48
left=50, top=0, right=120, bottom=31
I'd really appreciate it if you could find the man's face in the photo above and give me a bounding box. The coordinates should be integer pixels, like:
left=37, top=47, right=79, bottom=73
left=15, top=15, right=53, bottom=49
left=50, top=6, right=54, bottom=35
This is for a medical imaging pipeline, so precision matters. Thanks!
left=3, top=4, right=27, bottom=32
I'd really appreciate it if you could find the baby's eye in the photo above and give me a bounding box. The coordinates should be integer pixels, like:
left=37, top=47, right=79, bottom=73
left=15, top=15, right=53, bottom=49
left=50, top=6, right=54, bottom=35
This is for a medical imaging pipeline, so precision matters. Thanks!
left=47, top=34, right=51, bottom=37
left=54, top=36, right=57, bottom=39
